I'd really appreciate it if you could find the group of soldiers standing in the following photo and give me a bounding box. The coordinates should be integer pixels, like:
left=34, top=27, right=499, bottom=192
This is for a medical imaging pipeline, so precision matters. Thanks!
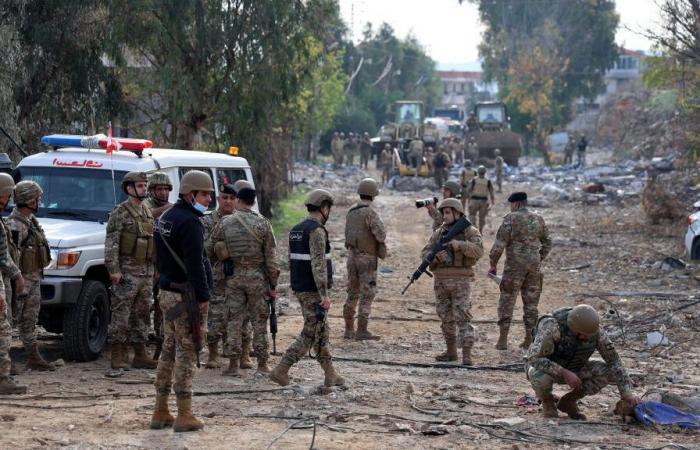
left=330, top=131, right=373, bottom=169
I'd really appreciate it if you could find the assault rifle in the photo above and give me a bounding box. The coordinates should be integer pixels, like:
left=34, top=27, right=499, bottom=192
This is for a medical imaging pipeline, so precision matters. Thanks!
left=269, top=296, right=278, bottom=355
left=401, top=216, right=471, bottom=295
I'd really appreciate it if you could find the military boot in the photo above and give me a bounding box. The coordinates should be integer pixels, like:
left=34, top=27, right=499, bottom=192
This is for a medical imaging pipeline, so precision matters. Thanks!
left=132, top=343, right=158, bottom=369
left=558, top=389, right=587, bottom=420
left=0, top=376, right=27, bottom=395
left=26, top=345, right=55, bottom=372
left=257, top=357, right=271, bottom=374
left=435, top=337, right=458, bottom=362
left=10, top=361, right=22, bottom=376
left=110, top=343, right=129, bottom=370
left=462, top=345, right=473, bottom=366
left=205, top=343, right=222, bottom=369
left=269, top=359, right=292, bottom=386
left=519, top=334, right=533, bottom=350
left=150, top=393, right=175, bottom=429
left=540, top=394, right=559, bottom=418
left=173, top=394, right=204, bottom=432
left=239, top=339, right=253, bottom=369
left=343, top=308, right=355, bottom=340
left=495, top=323, right=509, bottom=350
left=223, top=358, right=240, bottom=377
left=319, top=357, right=345, bottom=387
left=355, top=317, right=380, bottom=341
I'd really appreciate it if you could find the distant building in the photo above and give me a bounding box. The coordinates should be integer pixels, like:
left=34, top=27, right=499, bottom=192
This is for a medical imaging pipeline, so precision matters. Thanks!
left=578, top=48, right=647, bottom=110
left=435, top=71, right=498, bottom=120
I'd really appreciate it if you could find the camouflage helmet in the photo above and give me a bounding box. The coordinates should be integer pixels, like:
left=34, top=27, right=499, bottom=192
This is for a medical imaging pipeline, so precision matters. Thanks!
left=442, top=180, right=461, bottom=197
left=147, top=171, right=172, bottom=191
left=305, top=189, right=334, bottom=207
left=357, top=178, right=379, bottom=197
left=494, top=148, right=501, bottom=156
left=463, top=159, right=472, bottom=168
left=477, top=165, right=487, bottom=175
left=121, top=171, right=148, bottom=192
left=233, top=179, right=253, bottom=193
left=179, top=170, right=214, bottom=194
left=0, top=173, right=15, bottom=197
left=567, top=305, right=600, bottom=335
left=14, top=180, right=42, bottom=205
left=437, top=197, right=464, bottom=214
left=384, top=143, right=391, bottom=149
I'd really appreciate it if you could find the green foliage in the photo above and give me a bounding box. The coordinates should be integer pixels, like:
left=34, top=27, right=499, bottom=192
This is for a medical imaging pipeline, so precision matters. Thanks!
left=271, top=188, right=308, bottom=238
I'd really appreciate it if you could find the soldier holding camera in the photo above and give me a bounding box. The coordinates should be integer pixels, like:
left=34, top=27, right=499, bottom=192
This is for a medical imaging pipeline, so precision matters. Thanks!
left=424, top=181, right=461, bottom=230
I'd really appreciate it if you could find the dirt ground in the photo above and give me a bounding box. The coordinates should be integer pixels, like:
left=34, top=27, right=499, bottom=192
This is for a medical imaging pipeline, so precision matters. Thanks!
left=2, top=151, right=699, bottom=449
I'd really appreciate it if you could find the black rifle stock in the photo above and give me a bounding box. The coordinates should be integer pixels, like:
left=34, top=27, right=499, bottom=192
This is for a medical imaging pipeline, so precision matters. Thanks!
left=401, top=216, right=471, bottom=295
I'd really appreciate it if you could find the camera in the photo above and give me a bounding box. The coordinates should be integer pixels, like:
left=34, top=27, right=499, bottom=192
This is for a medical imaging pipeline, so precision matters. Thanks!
left=415, top=196, right=438, bottom=208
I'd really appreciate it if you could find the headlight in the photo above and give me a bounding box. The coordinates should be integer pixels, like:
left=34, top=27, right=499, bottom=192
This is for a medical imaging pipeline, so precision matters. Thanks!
left=46, top=249, right=82, bottom=270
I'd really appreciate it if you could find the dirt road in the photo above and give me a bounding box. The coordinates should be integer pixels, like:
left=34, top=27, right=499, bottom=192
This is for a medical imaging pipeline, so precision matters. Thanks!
left=2, top=161, right=699, bottom=449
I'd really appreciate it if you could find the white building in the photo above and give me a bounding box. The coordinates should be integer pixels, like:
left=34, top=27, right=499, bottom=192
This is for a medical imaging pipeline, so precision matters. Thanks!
left=435, top=71, right=498, bottom=119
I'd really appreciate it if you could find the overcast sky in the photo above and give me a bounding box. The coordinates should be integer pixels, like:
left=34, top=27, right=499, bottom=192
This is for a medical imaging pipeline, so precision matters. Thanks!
left=338, top=0, right=660, bottom=70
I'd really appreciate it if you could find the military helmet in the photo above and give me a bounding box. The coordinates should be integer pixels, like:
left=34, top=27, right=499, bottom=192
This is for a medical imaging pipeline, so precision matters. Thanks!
left=477, top=165, right=486, bottom=175
left=464, top=159, right=472, bottom=168
left=333, top=131, right=339, bottom=137
left=0, top=173, right=15, bottom=197
left=14, top=180, right=42, bottom=205
left=357, top=178, right=379, bottom=197
left=305, top=189, right=334, bottom=207
left=567, top=305, right=600, bottom=335
left=233, top=179, right=253, bottom=193
left=179, top=170, right=214, bottom=194
left=437, top=198, right=464, bottom=214
left=147, top=171, right=172, bottom=191
left=494, top=149, right=501, bottom=156
left=384, top=143, right=391, bottom=149
left=442, top=180, right=461, bottom=197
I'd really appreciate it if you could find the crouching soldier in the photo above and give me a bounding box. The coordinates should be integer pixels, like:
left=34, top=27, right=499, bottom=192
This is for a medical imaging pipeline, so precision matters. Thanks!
left=526, top=305, right=640, bottom=419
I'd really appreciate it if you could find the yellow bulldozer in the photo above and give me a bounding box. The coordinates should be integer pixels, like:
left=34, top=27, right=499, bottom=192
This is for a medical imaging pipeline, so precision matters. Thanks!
left=464, top=101, right=522, bottom=166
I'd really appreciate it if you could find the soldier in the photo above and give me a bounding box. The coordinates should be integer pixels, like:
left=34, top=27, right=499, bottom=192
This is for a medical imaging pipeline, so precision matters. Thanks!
left=269, top=190, right=344, bottom=387
left=421, top=199, right=483, bottom=365
left=0, top=174, right=27, bottom=394
left=432, top=147, right=451, bottom=188
left=467, top=136, right=478, bottom=161
left=460, top=160, right=476, bottom=211
left=526, top=305, right=640, bottom=419
left=105, top=172, right=157, bottom=370
left=466, top=112, right=478, bottom=132
left=427, top=180, right=461, bottom=231
left=408, top=138, right=424, bottom=177
left=577, top=134, right=588, bottom=168
left=7, top=181, right=54, bottom=371
left=360, top=132, right=372, bottom=170
left=494, top=149, right=504, bottom=193
left=378, top=143, right=393, bottom=185
left=343, top=178, right=387, bottom=341
left=345, top=132, right=357, bottom=166
left=489, top=192, right=551, bottom=350
left=150, top=170, right=213, bottom=432
left=200, top=183, right=244, bottom=370
left=564, top=135, right=575, bottom=165
left=467, top=166, right=495, bottom=233
left=208, top=184, right=278, bottom=376
left=331, top=132, right=343, bottom=166
left=424, top=145, right=435, bottom=175
left=143, top=172, right=173, bottom=360
left=454, top=137, right=464, bottom=165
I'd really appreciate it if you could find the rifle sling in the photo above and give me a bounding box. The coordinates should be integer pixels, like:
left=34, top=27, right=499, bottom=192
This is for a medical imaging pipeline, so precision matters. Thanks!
left=158, top=209, right=193, bottom=321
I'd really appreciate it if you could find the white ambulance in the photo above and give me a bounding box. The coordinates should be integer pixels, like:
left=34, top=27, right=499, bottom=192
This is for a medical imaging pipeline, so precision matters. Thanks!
left=13, top=134, right=254, bottom=361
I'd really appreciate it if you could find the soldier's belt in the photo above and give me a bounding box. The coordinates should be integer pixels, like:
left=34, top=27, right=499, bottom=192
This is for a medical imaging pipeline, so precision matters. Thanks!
left=164, top=281, right=187, bottom=293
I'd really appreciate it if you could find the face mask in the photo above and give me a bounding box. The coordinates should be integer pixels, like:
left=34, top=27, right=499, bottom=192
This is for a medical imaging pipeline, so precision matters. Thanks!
left=193, top=201, right=207, bottom=213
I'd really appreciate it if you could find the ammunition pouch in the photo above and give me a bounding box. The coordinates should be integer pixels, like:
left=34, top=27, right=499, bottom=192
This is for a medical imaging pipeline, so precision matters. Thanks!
left=214, top=241, right=230, bottom=261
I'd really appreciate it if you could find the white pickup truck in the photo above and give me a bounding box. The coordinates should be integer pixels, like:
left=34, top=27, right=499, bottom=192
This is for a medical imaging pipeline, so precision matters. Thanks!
left=12, top=135, right=255, bottom=361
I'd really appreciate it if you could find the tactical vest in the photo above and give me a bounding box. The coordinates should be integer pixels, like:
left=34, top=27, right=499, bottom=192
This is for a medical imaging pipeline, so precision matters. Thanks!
left=461, top=169, right=475, bottom=186
left=1, top=218, right=19, bottom=266
left=289, top=219, right=333, bottom=292
left=118, top=202, right=154, bottom=264
left=536, top=308, right=598, bottom=373
left=495, top=156, right=504, bottom=170
left=345, top=204, right=379, bottom=256
left=471, top=177, right=489, bottom=198
left=430, top=226, right=478, bottom=270
left=14, top=216, right=51, bottom=273
left=224, top=210, right=265, bottom=266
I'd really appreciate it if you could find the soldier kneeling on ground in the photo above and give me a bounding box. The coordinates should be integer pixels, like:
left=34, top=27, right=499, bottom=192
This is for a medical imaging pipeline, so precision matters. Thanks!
left=525, top=304, right=640, bottom=419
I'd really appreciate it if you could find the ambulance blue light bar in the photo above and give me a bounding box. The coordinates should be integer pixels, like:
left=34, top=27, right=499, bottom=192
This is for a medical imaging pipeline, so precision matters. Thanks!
left=41, top=134, right=86, bottom=147
left=41, top=134, right=153, bottom=152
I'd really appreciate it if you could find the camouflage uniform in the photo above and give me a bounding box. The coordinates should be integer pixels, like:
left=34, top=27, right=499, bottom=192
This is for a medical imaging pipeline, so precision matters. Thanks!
left=495, top=156, right=504, bottom=193
left=7, top=209, right=51, bottom=350
left=343, top=200, right=386, bottom=333
left=467, top=176, right=494, bottom=233
left=432, top=150, right=451, bottom=188
left=104, top=201, right=155, bottom=345
left=564, top=137, right=575, bottom=165
left=421, top=220, right=483, bottom=359
left=526, top=308, right=633, bottom=400
left=490, top=206, right=551, bottom=345
left=360, top=135, right=372, bottom=169
left=207, top=209, right=278, bottom=364
left=0, top=219, right=20, bottom=381
left=345, top=135, right=357, bottom=166
left=0, top=218, right=21, bottom=326
left=331, top=135, right=344, bottom=166
left=379, top=147, right=393, bottom=184
left=460, top=167, right=476, bottom=210
left=408, top=139, right=424, bottom=174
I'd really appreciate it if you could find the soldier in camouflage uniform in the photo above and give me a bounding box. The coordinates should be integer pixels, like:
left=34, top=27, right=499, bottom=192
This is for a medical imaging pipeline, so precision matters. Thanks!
left=421, top=198, right=483, bottom=365
left=0, top=174, right=27, bottom=394
left=345, top=132, right=358, bottom=166
left=494, top=149, right=504, bottom=193
left=331, top=132, right=344, bottom=166
left=207, top=184, right=278, bottom=376
left=150, top=170, right=213, bottom=432
left=526, top=305, right=640, bottom=419
left=427, top=181, right=461, bottom=231
left=408, top=138, right=424, bottom=177
left=343, top=178, right=387, bottom=341
left=7, top=181, right=54, bottom=372
left=432, top=147, right=451, bottom=188
left=270, top=190, right=344, bottom=387
left=467, top=166, right=495, bottom=233
left=489, top=192, right=551, bottom=351
left=563, top=135, right=575, bottom=165
left=143, top=172, right=173, bottom=360
left=105, top=172, right=157, bottom=370
left=360, top=132, right=372, bottom=170
left=460, top=160, right=476, bottom=211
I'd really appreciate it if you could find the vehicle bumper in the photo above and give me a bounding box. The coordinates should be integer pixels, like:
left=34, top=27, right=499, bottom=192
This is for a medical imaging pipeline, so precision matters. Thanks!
left=40, top=277, right=83, bottom=306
